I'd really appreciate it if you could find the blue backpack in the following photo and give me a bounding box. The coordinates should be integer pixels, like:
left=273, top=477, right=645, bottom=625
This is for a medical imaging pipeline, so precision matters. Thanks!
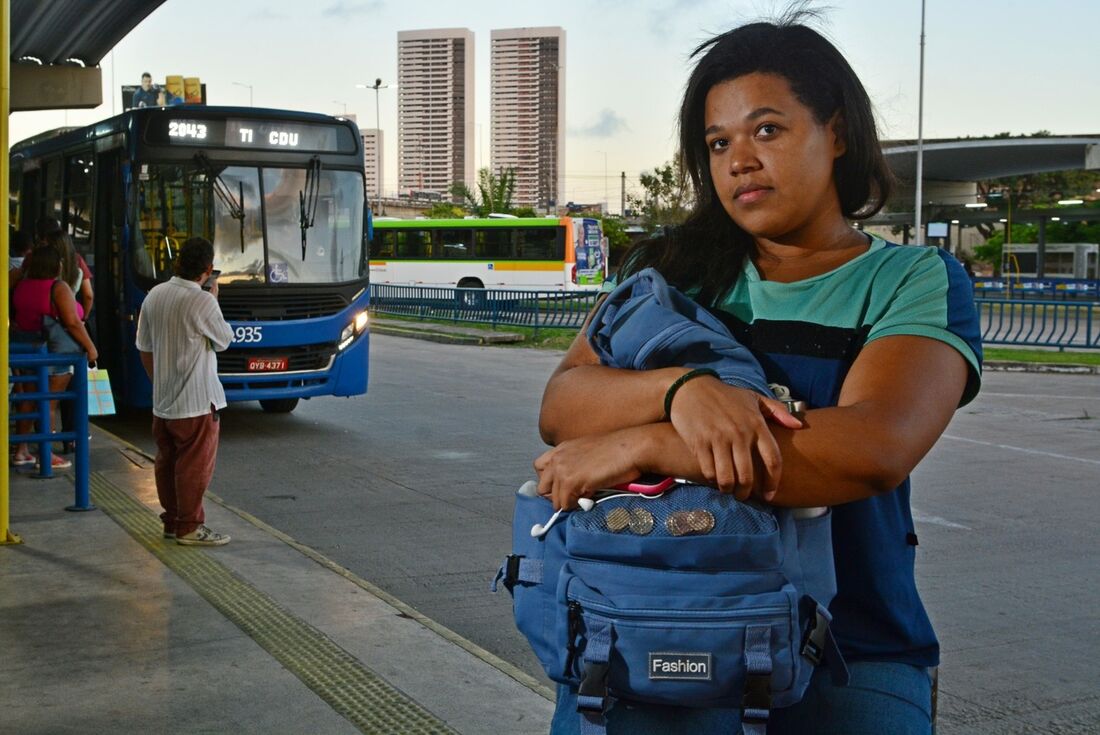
left=492, top=269, right=848, bottom=734
left=494, top=482, right=846, bottom=734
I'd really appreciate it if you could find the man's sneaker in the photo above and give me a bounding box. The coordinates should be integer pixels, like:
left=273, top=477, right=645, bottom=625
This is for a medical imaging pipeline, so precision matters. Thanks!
left=176, top=525, right=230, bottom=547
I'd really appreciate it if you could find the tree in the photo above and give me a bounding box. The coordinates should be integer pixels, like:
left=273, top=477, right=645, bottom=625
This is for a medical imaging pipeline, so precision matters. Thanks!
left=450, top=167, right=517, bottom=217
left=627, top=159, right=694, bottom=233
left=594, top=215, right=632, bottom=267
left=424, top=202, right=465, bottom=219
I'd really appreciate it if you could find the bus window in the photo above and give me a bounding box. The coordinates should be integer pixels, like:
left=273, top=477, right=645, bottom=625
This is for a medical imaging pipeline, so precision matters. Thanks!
left=475, top=228, right=516, bottom=259
left=214, top=167, right=265, bottom=283
left=396, top=230, right=431, bottom=258
left=44, top=158, right=63, bottom=224
left=373, top=230, right=396, bottom=258
left=134, top=164, right=264, bottom=283
left=517, top=227, right=561, bottom=260
left=263, top=168, right=364, bottom=284
left=439, top=229, right=473, bottom=259
left=65, top=153, right=94, bottom=251
left=8, top=166, right=21, bottom=229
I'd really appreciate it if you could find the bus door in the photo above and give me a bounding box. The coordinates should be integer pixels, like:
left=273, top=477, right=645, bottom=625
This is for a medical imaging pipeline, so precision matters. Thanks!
left=92, top=149, right=128, bottom=393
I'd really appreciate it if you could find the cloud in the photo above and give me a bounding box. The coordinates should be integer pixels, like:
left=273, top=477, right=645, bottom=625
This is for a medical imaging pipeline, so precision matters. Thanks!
left=571, top=109, right=631, bottom=138
left=321, top=1, right=384, bottom=18
left=254, top=8, right=288, bottom=20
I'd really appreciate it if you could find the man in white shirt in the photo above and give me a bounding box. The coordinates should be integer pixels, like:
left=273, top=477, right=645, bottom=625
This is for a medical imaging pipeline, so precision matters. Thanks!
left=136, top=237, right=235, bottom=546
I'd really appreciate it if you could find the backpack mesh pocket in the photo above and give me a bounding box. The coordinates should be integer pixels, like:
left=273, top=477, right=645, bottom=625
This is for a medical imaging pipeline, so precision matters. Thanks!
left=570, top=484, right=777, bottom=538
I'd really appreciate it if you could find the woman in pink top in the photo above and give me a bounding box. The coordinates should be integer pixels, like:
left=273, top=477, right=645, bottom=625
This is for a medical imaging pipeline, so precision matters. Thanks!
left=11, top=245, right=98, bottom=468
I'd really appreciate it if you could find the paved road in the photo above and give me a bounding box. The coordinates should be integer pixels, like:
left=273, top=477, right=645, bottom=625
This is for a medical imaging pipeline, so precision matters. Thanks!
left=97, top=334, right=1100, bottom=734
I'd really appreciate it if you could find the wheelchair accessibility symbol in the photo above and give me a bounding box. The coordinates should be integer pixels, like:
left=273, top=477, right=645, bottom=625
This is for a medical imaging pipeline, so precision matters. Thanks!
left=268, top=263, right=289, bottom=284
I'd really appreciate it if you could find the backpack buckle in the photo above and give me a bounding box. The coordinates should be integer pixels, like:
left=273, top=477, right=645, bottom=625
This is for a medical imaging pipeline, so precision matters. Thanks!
left=742, top=672, right=772, bottom=713
left=577, top=661, right=610, bottom=713
left=504, top=554, right=523, bottom=586
left=800, top=604, right=831, bottom=666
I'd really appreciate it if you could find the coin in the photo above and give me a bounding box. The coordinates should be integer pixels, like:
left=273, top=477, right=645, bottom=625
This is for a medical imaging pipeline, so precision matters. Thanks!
left=629, top=508, right=655, bottom=535
left=606, top=507, right=631, bottom=533
left=666, top=510, right=715, bottom=536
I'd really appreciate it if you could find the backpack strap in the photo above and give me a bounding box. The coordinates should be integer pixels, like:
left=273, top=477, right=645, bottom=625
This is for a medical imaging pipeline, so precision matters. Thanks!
left=576, top=620, right=612, bottom=735
left=740, top=624, right=772, bottom=735
left=489, top=554, right=543, bottom=592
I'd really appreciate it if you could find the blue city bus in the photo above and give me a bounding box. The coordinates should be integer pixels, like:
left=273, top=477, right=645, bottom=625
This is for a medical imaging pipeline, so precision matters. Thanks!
left=8, top=106, right=371, bottom=413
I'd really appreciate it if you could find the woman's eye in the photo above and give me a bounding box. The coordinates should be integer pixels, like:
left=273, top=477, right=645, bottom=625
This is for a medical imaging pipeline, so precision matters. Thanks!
left=756, top=124, right=779, bottom=138
left=708, top=138, right=728, bottom=152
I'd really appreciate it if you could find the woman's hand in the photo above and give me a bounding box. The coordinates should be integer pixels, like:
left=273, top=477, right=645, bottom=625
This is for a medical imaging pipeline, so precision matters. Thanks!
left=668, top=376, right=803, bottom=500
left=534, top=427, right=647, bottom=511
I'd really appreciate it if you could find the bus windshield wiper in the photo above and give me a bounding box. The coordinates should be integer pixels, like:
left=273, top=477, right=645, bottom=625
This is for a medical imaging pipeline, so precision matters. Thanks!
left=299, top=157, right=322, bottom=260
left=195, top=153, right=246, bottom=253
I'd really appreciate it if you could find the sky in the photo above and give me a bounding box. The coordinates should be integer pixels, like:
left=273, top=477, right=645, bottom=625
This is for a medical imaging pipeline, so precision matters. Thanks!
left=9, top=0, right=1100, bottom=211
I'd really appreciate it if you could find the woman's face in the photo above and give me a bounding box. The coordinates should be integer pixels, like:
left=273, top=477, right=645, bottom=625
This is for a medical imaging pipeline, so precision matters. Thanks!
left=704, top=72, right=846, bottom=243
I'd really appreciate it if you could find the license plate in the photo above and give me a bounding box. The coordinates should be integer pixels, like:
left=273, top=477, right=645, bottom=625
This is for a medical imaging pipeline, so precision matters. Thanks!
left=247, top=356, right=288, bottom=372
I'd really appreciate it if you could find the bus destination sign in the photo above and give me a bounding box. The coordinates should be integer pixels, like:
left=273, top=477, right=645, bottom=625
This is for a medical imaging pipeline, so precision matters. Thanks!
left=160, top=118, right=344, bottom=152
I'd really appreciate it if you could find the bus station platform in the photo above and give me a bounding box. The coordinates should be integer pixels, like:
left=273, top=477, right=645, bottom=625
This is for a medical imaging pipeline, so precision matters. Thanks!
left=0, top=426, right=554, bottom=734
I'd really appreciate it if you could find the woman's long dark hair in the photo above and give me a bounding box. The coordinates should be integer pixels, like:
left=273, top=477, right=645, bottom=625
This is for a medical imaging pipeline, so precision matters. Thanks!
left=623, top=8, right=894, bottom=305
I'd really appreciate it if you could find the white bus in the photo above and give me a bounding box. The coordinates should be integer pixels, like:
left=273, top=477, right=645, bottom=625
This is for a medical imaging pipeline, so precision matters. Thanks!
left=1004, top=243, right=1099, bottom=279
left=369, top=216, right=608, bottom=291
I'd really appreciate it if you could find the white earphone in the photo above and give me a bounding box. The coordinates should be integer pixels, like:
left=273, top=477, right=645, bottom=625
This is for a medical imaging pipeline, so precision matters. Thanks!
left=530, top=490, right=669, bottom=538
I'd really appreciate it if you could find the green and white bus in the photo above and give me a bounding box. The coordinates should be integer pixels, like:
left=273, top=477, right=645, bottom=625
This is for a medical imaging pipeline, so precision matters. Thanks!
left=369, top=216, right=607, bottom=291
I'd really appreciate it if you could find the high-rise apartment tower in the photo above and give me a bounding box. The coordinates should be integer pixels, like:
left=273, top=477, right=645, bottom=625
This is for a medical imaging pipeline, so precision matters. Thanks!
left=361, top=129, right=383, bottom=201
left=490, top=27, right=565, bottom=210
left=396, top=28, right=475, bottom=196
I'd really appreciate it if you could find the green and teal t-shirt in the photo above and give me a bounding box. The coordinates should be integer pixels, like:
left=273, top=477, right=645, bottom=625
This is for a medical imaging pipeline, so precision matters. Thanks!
left=710, top=237, right=982, bottom=666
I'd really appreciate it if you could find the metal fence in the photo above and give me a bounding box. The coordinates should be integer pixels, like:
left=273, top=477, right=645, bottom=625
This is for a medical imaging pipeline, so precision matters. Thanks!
left=369, top=284, right=600, bottom=332
left=972, top=278, right=1100, bottom=300
left=8, top=344, right=94, bottom=511
left=370, top=285, right=1099, bottom=351
left=976, top=299, right=1098, bottom=349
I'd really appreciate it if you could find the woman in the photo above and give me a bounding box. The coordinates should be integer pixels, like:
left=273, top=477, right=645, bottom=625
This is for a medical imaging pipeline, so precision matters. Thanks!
left=44, top=231, right=95, bottom=453
left=535, top=13, right=981, bottom=735
left=11, top=245, right=99, bottom=469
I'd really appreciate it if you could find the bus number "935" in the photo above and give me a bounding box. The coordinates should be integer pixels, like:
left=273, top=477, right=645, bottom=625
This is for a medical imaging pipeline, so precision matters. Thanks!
left=233, top=326, right=263, bottom=343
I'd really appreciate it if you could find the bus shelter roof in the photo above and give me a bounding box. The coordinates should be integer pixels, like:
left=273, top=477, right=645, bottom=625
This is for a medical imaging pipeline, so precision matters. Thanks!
left=884, top=136, right=1100, bottom=183
left=10, top=0, right=166, bottom=67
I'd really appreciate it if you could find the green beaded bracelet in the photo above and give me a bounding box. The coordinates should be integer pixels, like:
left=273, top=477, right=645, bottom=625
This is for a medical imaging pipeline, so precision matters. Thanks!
left=663, top=368, right=720, bottom=420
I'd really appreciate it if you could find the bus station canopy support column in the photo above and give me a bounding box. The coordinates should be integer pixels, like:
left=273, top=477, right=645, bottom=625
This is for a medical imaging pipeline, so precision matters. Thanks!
left=3, top=0, right=21, bottom=544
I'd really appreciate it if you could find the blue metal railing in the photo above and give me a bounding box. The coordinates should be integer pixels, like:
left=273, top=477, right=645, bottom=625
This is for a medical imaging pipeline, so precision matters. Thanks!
left=370, top=285, right=1099, bottom=351
left=8, top=344, right=94, bottom=511
left=976, top=299, right=1097, bottom=350
left=972, top=277, right=1100, bottom=300
left=369, top=284, right=600, bottom=332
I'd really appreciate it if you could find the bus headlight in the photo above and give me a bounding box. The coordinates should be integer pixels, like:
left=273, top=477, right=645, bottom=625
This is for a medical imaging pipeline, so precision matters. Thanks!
left=339, top=310, right=370, bottom=351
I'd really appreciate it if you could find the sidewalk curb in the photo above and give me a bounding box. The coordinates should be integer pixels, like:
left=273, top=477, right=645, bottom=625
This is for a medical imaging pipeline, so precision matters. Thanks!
left=371, top=323, right=525, bottom=345
left=983, top=361, right=1100, bottom=374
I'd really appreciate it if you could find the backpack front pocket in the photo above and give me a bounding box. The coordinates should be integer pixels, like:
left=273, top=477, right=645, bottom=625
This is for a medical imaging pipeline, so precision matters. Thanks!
left=557, top=562, right=799, bottom=709
left=566, top=485, right=784, bottom=571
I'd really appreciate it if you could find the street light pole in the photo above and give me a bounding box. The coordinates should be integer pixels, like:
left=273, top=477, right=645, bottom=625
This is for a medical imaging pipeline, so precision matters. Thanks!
left=914, top=0, right=926, bottom=244
left=232, top=81, right=253, bottom=106
left=356, top=78, right=393, bottom=205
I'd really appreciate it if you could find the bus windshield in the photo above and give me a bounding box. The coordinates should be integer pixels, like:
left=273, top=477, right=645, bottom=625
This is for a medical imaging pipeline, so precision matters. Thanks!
left=134, top=163, right=365, bottom=285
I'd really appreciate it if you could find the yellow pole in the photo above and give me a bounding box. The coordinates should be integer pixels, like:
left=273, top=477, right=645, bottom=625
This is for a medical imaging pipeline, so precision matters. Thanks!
left=1, top=0, right=20, bottom=544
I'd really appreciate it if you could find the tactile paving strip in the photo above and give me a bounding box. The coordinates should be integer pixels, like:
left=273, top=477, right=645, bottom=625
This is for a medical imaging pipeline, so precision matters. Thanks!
left=91, top=473, right=457, bottom=734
